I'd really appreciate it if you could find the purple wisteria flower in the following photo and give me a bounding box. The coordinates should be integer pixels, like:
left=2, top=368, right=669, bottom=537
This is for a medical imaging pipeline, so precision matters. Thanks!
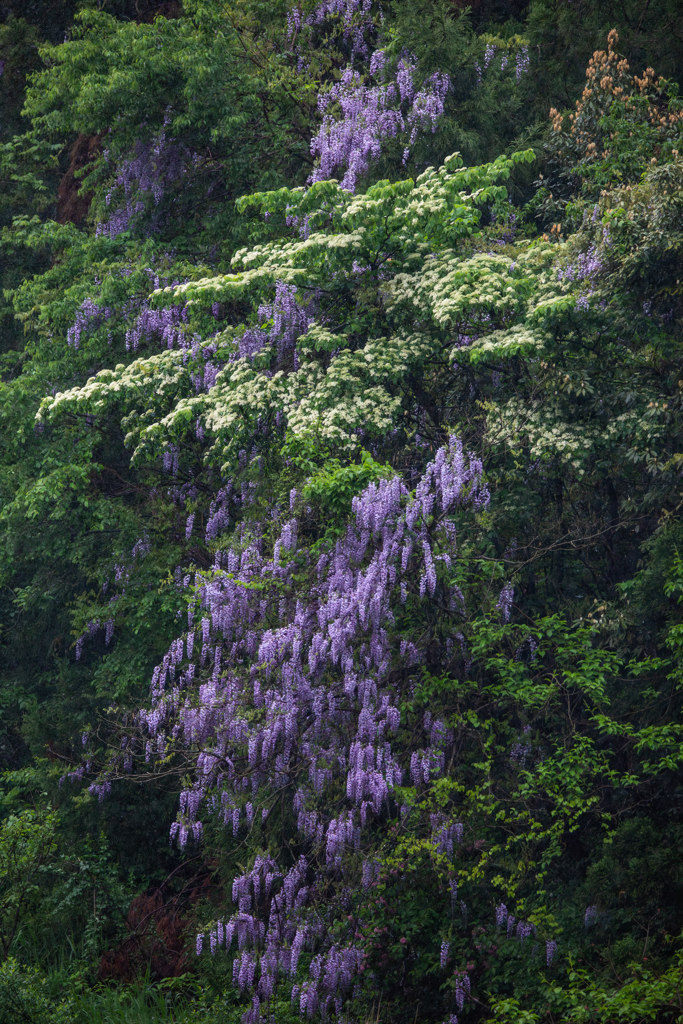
left=496, top=582, right=514, bottom=622
left=310, top=69, right=405, bottom=191
left=296, top=0, right=374, bottom=61
left=516, top=920, right=536, bottom=942
left=510, top=726, right=532, bottom=766
left=97, top=125, right=191, bottom=239
left=584, top=905, right=598, bottom=928
left=516, top=47, right=530, bottom=82
left=67, top=298, right=112, bottom=350
left=239, top=280, right=314, bottom=362
left=309, top=55, right=449, bottom=190
left=455, top=974, right=470, bottom=1011
left=475, top=42, right=529, bottom=88
left=125, top=300, right=189, bottom=352
left=89, top=435, right=489, bottom=1018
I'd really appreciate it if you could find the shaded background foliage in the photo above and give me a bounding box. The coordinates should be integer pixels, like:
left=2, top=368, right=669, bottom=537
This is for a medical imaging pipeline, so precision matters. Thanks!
left=1, top=0, right=683, bottom=1021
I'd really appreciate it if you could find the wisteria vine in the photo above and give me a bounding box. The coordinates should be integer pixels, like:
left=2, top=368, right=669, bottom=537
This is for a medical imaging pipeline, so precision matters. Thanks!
left=91, top=437, right=496, bottom=1020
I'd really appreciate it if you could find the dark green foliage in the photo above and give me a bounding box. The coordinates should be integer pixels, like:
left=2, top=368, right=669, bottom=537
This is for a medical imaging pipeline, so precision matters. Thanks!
left=2, top=0, right=683, bottom=1021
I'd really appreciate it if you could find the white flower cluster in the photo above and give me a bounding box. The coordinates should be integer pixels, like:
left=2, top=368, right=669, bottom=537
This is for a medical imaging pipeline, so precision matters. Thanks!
left=42, top=147, right=648, bottom=482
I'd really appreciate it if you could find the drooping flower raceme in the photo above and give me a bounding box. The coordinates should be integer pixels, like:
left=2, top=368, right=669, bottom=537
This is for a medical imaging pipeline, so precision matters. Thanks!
left=310, top=57, right=450, bottom=191
left=310, top=69, right=406, bottom=191
left=239, top=281, right=314, bottom=364
left=301, top=0, right=374, bottom=60
left=121, top=437, right=487, bottom=1020
left=67, top=298, right=113, bottom=349
left=97, top=126, right=191, bottom=240
left=125, top=299, right=189, bottom=352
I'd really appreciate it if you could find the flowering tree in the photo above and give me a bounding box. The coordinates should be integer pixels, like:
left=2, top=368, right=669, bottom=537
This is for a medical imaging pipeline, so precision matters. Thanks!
left=42, top=91, right=683, bottom=1017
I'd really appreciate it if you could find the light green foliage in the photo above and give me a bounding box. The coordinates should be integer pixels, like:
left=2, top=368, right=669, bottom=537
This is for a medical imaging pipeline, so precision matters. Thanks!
left=40, top=152, right=534, bottom=462
left=0, top=956, right=74, bottom=1024
left=0, top=805, right=57, bottom=959
left=491, top=944, right=683, bottom=1023
left=300, top=447, right=394, bottom=522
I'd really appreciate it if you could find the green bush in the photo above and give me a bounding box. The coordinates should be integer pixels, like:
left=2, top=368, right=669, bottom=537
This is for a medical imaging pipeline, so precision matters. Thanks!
left=0, top=958, right=74, bottom=1024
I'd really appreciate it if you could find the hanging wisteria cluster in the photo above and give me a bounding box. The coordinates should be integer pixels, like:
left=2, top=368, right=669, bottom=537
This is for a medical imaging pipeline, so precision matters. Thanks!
left=556, top=242, right=605, bottom=311
left=474, top=43, right=530, bottom=89
left=125, top=299, right=189, bottom=352
left=97, top=124, right=192, bottom=239
left=67, top=277, right=192, bottom=355
left=310, top=57, right=450, bottom=191
left=73, top=533, right=152, bottom=659
left=299, top=0, right=531, bottom=191
left=556, top=245, right=603, bottom=285
left=310, top=67, right=405, bottom=191
left=107, top=437, right=492, bottom=1020
left=239, top=281, right=314, bottom=364
left=289, top=0, right=452, bottom=190
left=288, top=0, right=375, bottom=64
left=67, top=297, right=113, bottom=349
